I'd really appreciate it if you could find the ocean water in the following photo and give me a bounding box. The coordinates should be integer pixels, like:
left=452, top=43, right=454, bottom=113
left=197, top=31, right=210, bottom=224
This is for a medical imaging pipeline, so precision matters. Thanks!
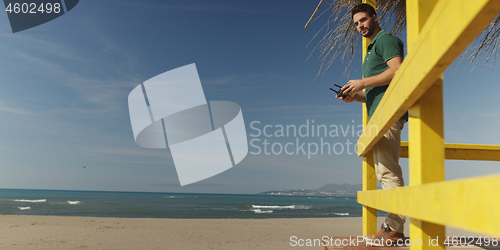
left=0, top=189, right=375, bottom=219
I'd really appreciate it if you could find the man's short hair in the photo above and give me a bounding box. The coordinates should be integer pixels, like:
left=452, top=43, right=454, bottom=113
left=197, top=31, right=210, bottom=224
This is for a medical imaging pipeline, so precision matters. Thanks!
left=351, top=4, right=376, bottom=19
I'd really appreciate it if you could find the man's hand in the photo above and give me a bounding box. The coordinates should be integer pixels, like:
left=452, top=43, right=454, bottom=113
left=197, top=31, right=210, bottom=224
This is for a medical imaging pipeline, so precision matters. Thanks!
left=342, top=79, right=365, bottom=96
left=338, top=94, right=355, bottom=103
left=335, top=92, right=366, bottom=103
left=336, top=92, right=366, bottom=103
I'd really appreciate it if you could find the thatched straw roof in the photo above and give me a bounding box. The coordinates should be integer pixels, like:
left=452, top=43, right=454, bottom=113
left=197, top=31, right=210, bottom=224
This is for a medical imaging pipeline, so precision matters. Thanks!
left=306, top=0, right=500, bottom=77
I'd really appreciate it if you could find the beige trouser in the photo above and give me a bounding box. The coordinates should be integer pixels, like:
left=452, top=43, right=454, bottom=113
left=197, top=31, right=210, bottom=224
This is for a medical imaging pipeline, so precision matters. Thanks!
left=372, top=119, right=406, bottom=233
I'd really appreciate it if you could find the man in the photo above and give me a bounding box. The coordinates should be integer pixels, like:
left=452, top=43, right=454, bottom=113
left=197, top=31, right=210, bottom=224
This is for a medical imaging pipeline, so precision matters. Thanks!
left=336, top=4, right=408, bottom=246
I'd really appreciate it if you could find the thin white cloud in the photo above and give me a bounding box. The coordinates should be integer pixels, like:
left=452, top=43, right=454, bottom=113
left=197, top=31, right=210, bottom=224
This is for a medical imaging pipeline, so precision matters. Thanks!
left=202, top=72, right=276, bottom=93
left=0, top=100, right=38, bottom=116
left=0, top=29, right=141, bottom=115
left=203, top=72, right=278, bottom=85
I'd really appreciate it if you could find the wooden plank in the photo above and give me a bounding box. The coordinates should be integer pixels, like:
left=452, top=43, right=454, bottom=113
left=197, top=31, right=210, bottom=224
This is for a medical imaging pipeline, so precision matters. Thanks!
left=361, top=0, right=377, bottom=237
left=407, top=1, right=446, bottom=249
left=362, top=150, right=377, bottom=236
left=400, top=142, right=500, bottom=161
left=357, top=174, right=500, bottom=236
left=408, top=79, right=445, bottom=186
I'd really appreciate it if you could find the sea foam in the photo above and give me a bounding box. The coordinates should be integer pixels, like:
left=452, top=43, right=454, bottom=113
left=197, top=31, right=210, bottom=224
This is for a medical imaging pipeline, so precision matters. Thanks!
left=251, top=209, right=273, bottom=214
left=14, top=199, right=46, bottom=203
left=252, top=205, right=312, bottom=210
left=17, top=207, right=31, bottom=210
left=252, top=205, right=295, bottom=209
left=334, top=213, right=349, bottom=216
left=67, top=201, right=81, bottom=205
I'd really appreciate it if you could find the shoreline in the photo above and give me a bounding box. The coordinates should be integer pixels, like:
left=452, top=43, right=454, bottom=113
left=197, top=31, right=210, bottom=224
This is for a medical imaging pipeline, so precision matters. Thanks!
left=0, top=215, right=489, bottom=250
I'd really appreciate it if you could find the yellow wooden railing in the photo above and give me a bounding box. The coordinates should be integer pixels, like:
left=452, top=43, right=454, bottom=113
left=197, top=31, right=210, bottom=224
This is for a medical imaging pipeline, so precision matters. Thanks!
left=357, top=0, right=500, bottom=249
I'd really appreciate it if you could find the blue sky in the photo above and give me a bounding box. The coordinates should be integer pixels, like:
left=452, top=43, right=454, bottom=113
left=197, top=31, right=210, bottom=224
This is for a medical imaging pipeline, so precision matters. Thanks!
left=0, top=0, right=498, bottom=194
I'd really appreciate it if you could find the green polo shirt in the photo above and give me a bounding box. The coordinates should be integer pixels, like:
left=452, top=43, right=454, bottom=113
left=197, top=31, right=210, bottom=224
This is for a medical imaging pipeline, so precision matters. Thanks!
left=363, top=29, right=407, bottom=121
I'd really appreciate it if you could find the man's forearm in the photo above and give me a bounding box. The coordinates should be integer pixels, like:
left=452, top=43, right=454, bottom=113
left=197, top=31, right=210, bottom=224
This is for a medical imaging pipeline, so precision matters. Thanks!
left=352, top=92, right=366, bottom=103
left=361, top=56, right=402, bottom=88
left=361, top=67, right=397, bottom=88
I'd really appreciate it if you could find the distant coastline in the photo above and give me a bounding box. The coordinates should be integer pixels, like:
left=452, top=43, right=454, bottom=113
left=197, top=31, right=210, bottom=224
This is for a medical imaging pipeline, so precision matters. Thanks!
left=257, top=183, right=365, bottom=196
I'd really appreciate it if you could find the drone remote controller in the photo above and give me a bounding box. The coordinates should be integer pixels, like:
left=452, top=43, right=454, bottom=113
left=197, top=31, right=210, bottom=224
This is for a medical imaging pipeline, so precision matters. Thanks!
left=330, top=84, right=356, bottom=99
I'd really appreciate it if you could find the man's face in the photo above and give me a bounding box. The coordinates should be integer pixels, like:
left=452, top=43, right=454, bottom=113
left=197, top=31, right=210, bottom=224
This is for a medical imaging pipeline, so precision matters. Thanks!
left=353, top=12, right=377, bottom=37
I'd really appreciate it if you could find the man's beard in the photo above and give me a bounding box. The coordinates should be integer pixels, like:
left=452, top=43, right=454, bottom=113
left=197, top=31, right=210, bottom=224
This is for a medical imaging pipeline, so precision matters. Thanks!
left=362, top=26, right=374, bottom=37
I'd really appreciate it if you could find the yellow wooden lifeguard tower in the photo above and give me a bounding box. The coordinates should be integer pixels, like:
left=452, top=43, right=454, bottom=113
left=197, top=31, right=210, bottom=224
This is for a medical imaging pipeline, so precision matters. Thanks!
left=307, top=0, right=500, bottom=249
left=354, top=0, right=500, bottom=249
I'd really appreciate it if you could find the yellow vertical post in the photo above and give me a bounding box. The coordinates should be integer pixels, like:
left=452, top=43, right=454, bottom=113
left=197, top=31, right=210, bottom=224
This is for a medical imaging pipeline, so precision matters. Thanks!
left=406, top=0, right=445, bottom=249
left=361, top=0, right=377, bottom=237
left=361, top=138, right=377, bottom=237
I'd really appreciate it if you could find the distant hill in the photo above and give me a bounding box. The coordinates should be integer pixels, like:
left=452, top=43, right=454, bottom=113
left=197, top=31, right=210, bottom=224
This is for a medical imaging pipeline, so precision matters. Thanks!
left=316, top=183, right=362, bottom=194
left=257, top=183, right=365, bottom=196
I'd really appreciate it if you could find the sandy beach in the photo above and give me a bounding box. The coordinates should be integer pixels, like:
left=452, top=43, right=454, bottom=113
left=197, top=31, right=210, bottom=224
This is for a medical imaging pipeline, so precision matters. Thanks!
left=0, top=215, right=487, bottom=250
